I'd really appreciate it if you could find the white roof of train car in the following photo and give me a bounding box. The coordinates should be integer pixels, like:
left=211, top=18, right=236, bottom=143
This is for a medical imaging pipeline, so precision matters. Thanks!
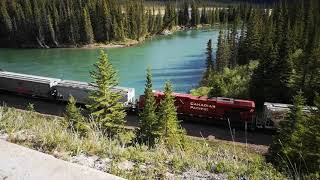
left=56, top=80, right=97, bottom=90
left=57, top=80, right=133, bottom=93
left=0, top=71, right=135, bottom=95
left=264, top=102, right=317, bottom=112
left=0, top=71, right=60, bottom=85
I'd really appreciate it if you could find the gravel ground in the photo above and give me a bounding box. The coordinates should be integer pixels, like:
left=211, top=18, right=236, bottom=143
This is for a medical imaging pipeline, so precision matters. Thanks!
left=68, top=154, right=228, bottom=180
left=0, top=129, right=229, bottom=179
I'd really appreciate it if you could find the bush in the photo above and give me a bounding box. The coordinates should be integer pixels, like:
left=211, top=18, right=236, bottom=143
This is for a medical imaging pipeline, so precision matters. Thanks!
left=267, top=93, right=320, bottom=178
left=64, top=96, right=89, bottom=137
left=192, top=61, right=258, bottom=99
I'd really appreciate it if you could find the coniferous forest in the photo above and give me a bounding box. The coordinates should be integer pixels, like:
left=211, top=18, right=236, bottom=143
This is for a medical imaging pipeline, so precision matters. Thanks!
left=198, top=0, right=320, bottom=108
left=0, top=0, right=260, bottom=48
left=194, top=0, right=320, bottom=177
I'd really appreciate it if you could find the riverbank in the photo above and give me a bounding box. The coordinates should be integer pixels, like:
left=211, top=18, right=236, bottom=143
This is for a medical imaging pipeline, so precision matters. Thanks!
left=76, top=24, right=215, bottom=49
left=0, top=106, right=285, bottom=179
left=78, top=26, right=187, bottom=49
left=80, top=39, right=141, bottom=49
left=1, top=24, right=215, bottom=49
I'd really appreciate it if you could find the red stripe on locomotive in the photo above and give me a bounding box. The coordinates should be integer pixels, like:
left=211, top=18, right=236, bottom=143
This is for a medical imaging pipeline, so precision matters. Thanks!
left=138, top=91, right=255, bottom=123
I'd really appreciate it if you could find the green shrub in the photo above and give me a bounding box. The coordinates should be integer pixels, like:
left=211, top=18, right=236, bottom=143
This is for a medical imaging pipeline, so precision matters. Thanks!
left=192, top=61, right=258, bottom=98
left=65, top=96, right=89, bottom=137
left=268, top=93, right=320, bottom=178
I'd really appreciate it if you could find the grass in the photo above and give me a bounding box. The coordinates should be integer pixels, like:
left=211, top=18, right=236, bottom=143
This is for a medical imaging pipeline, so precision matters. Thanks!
left=0, top=106, right=286, bottom=179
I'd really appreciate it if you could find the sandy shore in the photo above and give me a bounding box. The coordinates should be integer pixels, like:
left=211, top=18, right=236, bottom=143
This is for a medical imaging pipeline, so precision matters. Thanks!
left=80, top=39, right=141, bottom=49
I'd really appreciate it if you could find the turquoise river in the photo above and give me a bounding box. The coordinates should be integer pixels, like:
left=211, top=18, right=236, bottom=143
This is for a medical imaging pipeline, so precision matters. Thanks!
left=0, top=29, right=219, bottom=96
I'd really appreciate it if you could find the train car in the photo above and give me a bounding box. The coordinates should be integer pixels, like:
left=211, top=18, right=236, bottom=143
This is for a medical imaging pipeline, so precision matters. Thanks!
left=138, top=91, right=255, bottom=125
left=0, top=71, right=60, bottom=98
left=257, top=102, right=316, bottom=129
left=53, top=80, right=136, bottom=108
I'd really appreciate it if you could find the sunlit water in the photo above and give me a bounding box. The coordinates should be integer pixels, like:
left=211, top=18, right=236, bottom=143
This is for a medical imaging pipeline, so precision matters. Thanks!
left=0, top=28, right=219, bottom=96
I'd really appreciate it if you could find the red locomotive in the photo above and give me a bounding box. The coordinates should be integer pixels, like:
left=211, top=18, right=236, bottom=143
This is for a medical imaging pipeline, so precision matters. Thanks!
left=138, top=91, right=255, bottom=125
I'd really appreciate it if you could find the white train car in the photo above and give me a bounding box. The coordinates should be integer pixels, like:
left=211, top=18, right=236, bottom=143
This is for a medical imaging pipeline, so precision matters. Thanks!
left=0, top=71, right=136, bottom=109
left=53, top=80, right=135, bottom=108
left=257, top=102, right=315, bottom=129
left=0, top=71, right=60, bottom=98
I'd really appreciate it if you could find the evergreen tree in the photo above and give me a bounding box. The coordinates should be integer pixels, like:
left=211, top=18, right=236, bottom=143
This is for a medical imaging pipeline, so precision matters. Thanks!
left=136, top=67, right=158, bottom=146
left=154, top=9, right=163, bottom=33
left=229, top=14, right=240, bottom=68
left=200, top=7, right=208, bottom=24
left=158, top=81, right=185, bottom=148
left=32, top=0, right=45, bottom=47
left=87, top=50, right=126, bottom=136
left=178, top=2, right=189, bottom=26
left=215, top=30, right=229, bottom=72
left=238, top=9, right=262, bottom=65
left=47, top=15, right=58, bottom=47
left=0, top=1, right=13, bottom=36
left=147, top=9, right=155, bottom=33
left=65, top=96, right=88, bottom=137
left=163, top=3, right=176, bottom=30
left=201, top=39, right=213, bottom=85
left=267, top=91, right=307, bottom=173
left=267, top=92, right=320, bottom=177
left=298, top=94, right=320, bottom=175
left=81, top=7, right=94, bottom=44
left=191, top=3, right=200, bottom=26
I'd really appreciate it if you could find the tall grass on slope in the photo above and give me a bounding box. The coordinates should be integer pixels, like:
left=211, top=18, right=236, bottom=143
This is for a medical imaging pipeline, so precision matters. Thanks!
left=0, top=106, right=285, bottom=179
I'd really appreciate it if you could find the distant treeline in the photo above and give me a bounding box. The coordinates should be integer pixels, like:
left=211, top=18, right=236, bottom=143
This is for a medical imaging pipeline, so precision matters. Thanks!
left=0, top=0, right=150, bottom=48
left=201, top=0, right=320, bottom=107
left=1, top=0, right=260, bottom=48
left=146, top=0, right=278, bottom=5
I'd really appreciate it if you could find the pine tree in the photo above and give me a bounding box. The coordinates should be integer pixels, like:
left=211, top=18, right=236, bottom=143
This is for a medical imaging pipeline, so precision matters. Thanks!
left=200, top=7, right=208, bottom=24
left=81, top=7, right=94, bottom=44
left=182, top=2, right=189, bottom=25
left=229, top=22, right=238, bottom=68
left=158, top=81, right=185, bottom=148
left=163, top=3, right=175, bottom=30
left=201, top=39, right=213, bottom=85
left=267, top=92, right=306, bottom=173
left=87, top=50, right=126, bottom=136
left=298, top=94, right=320, bottom=174
left=154, top=9, right=163, bottom=33
left=147, top=9, right=155, bottom=33
left=238, top=9, right=262, bottom=65
left=0, top=1, right=13, bottom=36
left=215, top=30, right=229, bottom=72
left=191, top=3, right=200, bottom=26
left=32, top=0, right=46, bottom=47
left=273, top=23, right=294, bottom=103
left=47, top=15, right=58, bottom=47
left=136, top=67, right=158, bottom=146
left=178, top=2, right=189, bottom=26
left=65, top=96, right=88, bottom=137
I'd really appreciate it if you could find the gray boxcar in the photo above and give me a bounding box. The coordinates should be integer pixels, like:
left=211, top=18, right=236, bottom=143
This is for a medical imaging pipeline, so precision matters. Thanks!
left=256, top=102, right=316, bottom=129
left=53, top=80, right=135, bottom=108
left=0, top=71, right=60, bottom=98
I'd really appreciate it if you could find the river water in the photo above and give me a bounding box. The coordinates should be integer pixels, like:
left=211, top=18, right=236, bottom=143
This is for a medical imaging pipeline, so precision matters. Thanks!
left=0, top=28, right=219, bottom=96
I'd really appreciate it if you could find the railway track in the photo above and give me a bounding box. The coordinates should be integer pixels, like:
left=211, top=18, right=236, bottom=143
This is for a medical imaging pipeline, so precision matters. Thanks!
left=0, top=91, right=272, bottom=153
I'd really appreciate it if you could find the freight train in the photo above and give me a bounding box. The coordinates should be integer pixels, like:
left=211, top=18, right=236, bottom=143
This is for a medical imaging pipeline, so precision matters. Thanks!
left=0, top=71, right=135, bottom=109
left=0, top=70, right=304, bottom=129
left=138, top=91, right=256, bottom=127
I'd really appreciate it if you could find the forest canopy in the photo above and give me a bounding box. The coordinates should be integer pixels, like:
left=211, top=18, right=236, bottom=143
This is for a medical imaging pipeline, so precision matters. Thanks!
left=196, top=0, right=320, bottom=108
